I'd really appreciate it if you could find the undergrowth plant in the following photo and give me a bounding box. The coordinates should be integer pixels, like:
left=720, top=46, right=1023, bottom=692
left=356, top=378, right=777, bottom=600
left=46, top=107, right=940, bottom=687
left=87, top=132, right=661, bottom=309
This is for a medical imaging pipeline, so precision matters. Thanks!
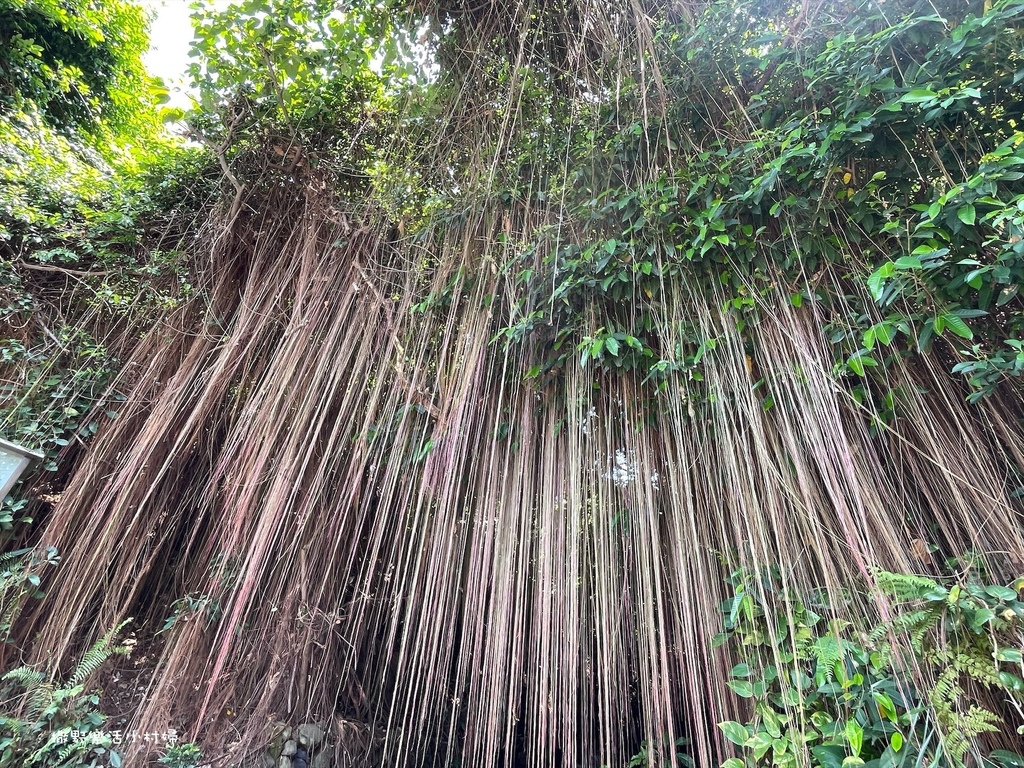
left=626, top=737, right=695, bottom=768
left=0, top=545, right=58, bottom=641
left=157, top=742, right=202, bottom=768
left=0, top=619, right=132, bottom=768
left=716, top=567, right=1024, bottom=768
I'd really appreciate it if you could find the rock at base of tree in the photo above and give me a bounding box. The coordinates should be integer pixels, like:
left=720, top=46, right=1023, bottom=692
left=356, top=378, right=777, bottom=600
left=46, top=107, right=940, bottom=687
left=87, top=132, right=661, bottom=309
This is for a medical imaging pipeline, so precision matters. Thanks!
left=296, top=723, right=326, bottom=749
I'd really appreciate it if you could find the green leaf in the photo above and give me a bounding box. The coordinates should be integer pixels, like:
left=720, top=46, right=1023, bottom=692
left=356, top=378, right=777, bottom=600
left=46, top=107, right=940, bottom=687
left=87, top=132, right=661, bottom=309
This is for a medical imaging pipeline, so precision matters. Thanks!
left=845, top=720, right=863, bottom=757
left=985, top=585, right=1018, bottom=601
left=867, top=262, right=895, bottom=301
left=890, top=732, right=903, bottom=752
left=719, top=721, right=749, bottom=746
left=998, top=671, right=1024, bottom=691
left=901, top=88, right=937, bottom=103
left=813, top=745, right=846, bottom=768
left=750, top=731, right=774, bottom=759
left=862, top=327, right=876, bottom=351
left=863, top=323, right=895, bottom=351
left=957, top=204, right=977, bottom=226
left=997, top=286, right=1019, bottom=306
left=761, top=708, right=782, bottom=738
left=872, top=691, right=897, bottom=720
left=970, top=607, right=996, bottom=631
left=727, top=679, right=754, bottom=698
left=731, top=663, right=752, bottom=678
left=414, top=439, right=434, bottom=462
left=160, top=106, right=186, bottom=123
left=874, top=323, right=895, bottom=346
left=990, top=751, right=1024, bottom=768
left=846, top=353, right=875, bottom=377
left=995, top=648, right=1023, bottom=663
left=605, top=337, right=620, bottom=357
left=942, top=313, right=973, bottom=339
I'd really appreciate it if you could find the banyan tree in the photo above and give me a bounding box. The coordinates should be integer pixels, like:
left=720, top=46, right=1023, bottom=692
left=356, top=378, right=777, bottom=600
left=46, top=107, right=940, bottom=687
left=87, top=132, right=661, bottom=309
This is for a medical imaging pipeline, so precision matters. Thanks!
left=2, top=0, right=1024, bottom=766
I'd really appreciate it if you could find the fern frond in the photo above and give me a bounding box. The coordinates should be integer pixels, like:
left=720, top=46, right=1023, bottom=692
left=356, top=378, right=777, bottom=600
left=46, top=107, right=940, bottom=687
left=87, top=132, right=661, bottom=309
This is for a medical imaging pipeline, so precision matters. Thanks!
left=30, top=729, right=91, bottom=766
left=930, top=666, right=963, bottom=712
left=1, top=667, right=55, bottom=725
left=940, top=705, right=1000, bottom=765
left=70, top=618, right=132, bottom=688
left=0, top=715, right=28, bottom=739
left=874, top=570, right=944, bottom=602
left=930, top=650, right=1003, bottom=689
left=810, top=636, right=842, bottom=682
left=0, top=600, right=21, bottom=638
left=870, top=607, right=943, bottom=653
left=928, top=664, right=1003, bottom=767
left=0, top=547, right=32, bottom=568
left=2, top=665, right=45, bottom=689
left=53, top=737, right=92, bottom=765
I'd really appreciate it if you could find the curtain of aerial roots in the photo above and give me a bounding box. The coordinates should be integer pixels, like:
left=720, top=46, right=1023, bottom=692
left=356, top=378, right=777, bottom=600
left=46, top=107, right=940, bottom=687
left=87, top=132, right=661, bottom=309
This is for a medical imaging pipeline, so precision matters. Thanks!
left=17, top=182, right=1024, bottom=767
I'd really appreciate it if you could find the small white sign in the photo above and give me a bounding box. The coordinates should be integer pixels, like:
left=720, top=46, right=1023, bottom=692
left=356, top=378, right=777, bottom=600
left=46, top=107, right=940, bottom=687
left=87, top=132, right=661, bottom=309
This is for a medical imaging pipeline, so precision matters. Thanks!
left=0, top=438, right=43, bottom=500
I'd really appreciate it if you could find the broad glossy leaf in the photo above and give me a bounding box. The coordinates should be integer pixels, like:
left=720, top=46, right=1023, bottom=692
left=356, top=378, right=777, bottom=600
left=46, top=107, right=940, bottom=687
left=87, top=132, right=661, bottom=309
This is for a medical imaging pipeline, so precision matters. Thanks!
left=957, top=204, right=977, bottom=226
left=719, top=721, right=749, bottom=746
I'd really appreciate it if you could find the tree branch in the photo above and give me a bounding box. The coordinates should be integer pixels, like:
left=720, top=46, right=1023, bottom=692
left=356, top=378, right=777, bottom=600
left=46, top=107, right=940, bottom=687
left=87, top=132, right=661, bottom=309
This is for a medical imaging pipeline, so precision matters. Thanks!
left=17, top=261, right=109, bottom=277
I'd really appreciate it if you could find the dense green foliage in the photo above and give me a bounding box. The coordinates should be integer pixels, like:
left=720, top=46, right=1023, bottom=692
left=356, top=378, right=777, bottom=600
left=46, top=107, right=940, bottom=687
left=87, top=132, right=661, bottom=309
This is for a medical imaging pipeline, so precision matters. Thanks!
left=716, top=565, right=1024, bottom=768
left=0, top=0, right=158, bottom=134
left=0, top=0, right=209, bottom=503
left=495, top=0, right=1024, bottom=413
left=0, top=620, right=131, bottom=767
left=185, top=0, right=427, bottom=195
left=188, top=0, right=390, bottom=122
left=2, top=0, right=1024, bottom=766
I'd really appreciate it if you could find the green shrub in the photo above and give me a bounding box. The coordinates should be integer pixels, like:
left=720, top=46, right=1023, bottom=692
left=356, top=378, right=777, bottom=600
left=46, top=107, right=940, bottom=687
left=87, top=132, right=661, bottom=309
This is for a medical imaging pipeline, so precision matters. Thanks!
left=0, top=620, right=131, bottom=767
left=716, top=566, right=1024, bottom=768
